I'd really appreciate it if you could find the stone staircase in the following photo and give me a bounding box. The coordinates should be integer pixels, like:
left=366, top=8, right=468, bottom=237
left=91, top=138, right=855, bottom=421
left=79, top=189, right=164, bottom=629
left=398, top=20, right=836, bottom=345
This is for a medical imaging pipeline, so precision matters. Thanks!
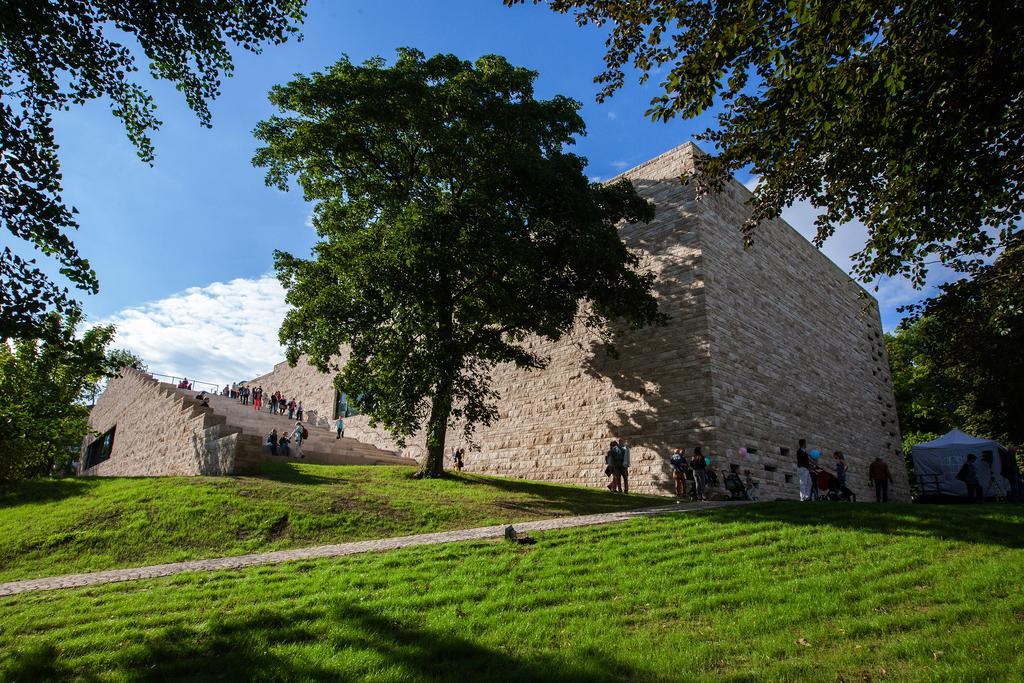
left=162, top=383, right=415, bottom=472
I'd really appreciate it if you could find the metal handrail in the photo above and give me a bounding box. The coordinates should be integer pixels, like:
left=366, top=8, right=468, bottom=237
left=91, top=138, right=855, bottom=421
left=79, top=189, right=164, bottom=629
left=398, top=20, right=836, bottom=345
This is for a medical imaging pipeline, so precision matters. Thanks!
left=149, top=372, right=222, bottom=394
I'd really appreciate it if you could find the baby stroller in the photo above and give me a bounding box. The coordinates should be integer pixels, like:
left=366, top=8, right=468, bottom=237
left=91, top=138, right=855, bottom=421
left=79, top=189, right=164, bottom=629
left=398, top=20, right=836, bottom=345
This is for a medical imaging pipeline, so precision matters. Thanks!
left=816, top=469, right=856, bottom=502
left=723, top=464, right=751, bottom=500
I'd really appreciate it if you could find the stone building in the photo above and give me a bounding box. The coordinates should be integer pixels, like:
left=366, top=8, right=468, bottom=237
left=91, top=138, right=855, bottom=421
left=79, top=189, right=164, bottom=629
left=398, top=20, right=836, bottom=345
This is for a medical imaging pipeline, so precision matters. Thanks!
left=244, top=142, right=909, bottom=501
left=79, top=369, right=413, bottom=476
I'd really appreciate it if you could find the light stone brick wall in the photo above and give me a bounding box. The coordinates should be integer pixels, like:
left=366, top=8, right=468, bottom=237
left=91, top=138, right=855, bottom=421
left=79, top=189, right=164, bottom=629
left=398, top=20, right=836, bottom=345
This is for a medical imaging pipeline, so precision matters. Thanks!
left=80, top=369, right=237, bottom=476
left=244, top=141, right=907, bottom=500
left=696, top=173, right=908, bottom=501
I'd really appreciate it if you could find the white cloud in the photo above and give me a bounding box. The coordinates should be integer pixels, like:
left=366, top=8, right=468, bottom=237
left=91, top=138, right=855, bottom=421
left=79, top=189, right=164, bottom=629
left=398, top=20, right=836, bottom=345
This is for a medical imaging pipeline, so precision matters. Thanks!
left=99, top=275, right=289, bottom=386
left=610, top=160, right=629, bottom=170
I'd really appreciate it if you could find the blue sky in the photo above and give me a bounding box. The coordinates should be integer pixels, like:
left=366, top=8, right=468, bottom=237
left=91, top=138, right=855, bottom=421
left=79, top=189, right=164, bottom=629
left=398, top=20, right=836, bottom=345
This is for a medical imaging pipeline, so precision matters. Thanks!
left=28, top=0, right=946, bottom=383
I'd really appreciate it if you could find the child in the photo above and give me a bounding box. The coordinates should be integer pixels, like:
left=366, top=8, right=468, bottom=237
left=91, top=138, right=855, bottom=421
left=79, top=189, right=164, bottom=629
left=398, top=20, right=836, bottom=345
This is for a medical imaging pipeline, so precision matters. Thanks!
left=336, top=416, right=344, bottom=439
left=743, top=470, right=759, bottom=501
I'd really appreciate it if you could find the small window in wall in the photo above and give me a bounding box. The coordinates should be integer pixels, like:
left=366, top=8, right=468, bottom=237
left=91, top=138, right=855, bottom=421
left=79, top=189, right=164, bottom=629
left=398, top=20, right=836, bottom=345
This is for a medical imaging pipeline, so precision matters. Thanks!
left=84, top=426, right=116, bottom=470
left=334, top=390, right=363, bottom=419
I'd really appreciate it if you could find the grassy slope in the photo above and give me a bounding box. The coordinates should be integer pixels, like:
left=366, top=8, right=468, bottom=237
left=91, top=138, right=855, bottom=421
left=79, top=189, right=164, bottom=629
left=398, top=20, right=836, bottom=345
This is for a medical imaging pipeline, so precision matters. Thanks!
left=1, top=503, right=1022, bottom=681
left=0, top=464, right=665, bottom=582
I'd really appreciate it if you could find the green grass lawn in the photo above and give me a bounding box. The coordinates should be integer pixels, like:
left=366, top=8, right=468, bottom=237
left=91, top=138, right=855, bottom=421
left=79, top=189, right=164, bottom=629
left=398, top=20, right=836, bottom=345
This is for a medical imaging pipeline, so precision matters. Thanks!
left=1, top=503, right=1021, bottom=681
left=0, top=464, right=665, bottom=582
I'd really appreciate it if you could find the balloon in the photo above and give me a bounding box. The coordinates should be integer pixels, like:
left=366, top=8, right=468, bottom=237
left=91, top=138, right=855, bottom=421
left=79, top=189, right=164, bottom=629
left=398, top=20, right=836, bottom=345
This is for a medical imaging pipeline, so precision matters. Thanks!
left=704, top=456, right=711, bottom=466
left=810, top=449, right=821, bottom=459
left=738, top=447, right=748, bottom=456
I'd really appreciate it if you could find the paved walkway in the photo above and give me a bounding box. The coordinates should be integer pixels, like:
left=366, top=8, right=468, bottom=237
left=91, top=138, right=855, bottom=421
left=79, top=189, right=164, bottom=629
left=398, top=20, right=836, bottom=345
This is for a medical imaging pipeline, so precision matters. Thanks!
left=0, top=500, right=745, bottom=598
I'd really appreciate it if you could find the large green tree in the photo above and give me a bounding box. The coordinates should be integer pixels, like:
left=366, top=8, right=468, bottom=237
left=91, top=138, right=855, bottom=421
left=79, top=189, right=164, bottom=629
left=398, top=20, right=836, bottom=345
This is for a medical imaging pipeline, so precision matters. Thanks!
left=0, top=0, right=306, bottom=341
left=0, top=310, right=121, bottom=482
left=886, top=236, right=1024, bottom=448
left=254, top=49, right=664, bottom=476
left=509, top=0, right=1024, bottom=286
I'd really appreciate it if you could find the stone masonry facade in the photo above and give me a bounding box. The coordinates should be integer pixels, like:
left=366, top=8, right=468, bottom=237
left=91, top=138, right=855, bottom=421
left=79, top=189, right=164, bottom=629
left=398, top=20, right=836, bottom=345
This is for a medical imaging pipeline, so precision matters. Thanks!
left=241, top=142, right=909, bottom=501
left=81, top=369, right=239, bottom=476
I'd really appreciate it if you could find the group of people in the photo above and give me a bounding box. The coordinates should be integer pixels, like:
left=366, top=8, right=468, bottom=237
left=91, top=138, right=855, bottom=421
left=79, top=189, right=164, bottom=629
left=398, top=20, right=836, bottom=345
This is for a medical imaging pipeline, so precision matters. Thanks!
left=451, top=448, right=465, bottom=472
left=265, top=423, right=309, bottom=458
left=667, top=446, right=758, bottom=501
left=791, top=440, right=861, bottom=502
left=795, top=438, right=891, bottom=502
left=227, top=383, right=304, bottom=420
left=601, top=437, right=900, bottom=503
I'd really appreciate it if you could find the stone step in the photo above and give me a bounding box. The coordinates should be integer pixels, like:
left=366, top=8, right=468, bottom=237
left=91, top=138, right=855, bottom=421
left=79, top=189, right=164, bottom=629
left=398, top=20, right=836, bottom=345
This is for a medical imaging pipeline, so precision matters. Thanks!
left=162, top=383, right=414, bottom=468
left=233, top=433, right=411, bottom=471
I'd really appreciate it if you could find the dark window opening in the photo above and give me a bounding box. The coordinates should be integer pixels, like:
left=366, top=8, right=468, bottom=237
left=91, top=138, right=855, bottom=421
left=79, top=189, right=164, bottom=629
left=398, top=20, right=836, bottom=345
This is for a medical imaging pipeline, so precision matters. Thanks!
left=334, top=390, right=363, bottom=419
left=784, top=473, right=793, bottom=484
left=84, top=426, right=116, bottom=470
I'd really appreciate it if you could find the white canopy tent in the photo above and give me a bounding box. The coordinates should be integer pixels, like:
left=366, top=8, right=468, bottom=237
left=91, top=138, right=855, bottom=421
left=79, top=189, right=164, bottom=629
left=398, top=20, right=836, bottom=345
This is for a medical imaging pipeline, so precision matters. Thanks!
left=912, top=429, right=1010, bottom=497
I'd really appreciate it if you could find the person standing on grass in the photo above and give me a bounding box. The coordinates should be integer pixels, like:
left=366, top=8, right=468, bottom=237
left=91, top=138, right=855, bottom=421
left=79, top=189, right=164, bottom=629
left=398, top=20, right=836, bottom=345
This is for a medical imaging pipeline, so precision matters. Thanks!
left=618, top=439, right=631, bottom=494
left=796, top=439, right=812, bottom=501
left=454, top=448, right=465, bottom=472
left=606, top=440, right=625, bottom=492
left=868, top=456, right=894, bottom=502
left=670, top=448, right=689, bottom=499
left=833, top=451, right=849, bottom=489
left=690, top=447, right=707, bottom=501
left=957, top=454, right=984, bottom=502
left=336, top=416, right=345, bottom=439
left=743, top=469, right=759, bottom=501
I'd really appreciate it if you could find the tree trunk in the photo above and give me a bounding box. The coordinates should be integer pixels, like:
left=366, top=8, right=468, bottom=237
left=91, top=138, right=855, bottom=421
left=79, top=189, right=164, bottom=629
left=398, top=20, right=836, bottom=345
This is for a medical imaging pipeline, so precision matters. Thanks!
left=419, top=378, right=453, bottom=478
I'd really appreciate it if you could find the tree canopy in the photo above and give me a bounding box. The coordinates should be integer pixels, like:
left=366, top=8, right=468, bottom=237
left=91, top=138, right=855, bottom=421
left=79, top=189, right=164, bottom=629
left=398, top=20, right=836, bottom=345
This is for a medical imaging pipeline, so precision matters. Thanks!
left=510, top=0, right=1024, bottom=286
left=886, top=236, right=1023, bottom=448
left=0, top=311, right=121, bottom=482
left=0, top=0, right=306, bottom=341
left=254, top=49, right=664, bottom=476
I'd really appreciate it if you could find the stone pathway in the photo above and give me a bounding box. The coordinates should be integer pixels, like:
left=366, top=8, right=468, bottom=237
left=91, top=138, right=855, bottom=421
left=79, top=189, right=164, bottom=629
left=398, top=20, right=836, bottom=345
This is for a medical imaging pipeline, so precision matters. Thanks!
left=0, top=500, right=745, bottom=598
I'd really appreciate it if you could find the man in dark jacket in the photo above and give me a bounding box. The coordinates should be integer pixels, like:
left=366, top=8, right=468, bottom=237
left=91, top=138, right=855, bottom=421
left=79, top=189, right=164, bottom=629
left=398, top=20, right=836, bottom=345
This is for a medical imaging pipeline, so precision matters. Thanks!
left=868, top=457, right=894, bottom=502
left=957, top=453, right=984, bottom=502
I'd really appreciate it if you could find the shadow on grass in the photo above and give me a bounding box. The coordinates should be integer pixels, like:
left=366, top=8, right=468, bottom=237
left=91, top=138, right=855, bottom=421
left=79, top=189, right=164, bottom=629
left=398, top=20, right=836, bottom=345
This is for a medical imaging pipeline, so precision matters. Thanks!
left=450, top=473, right=665, bottom=513
left=243, top=461, right=419, bottom=487
left=0, top=477, right=98, bottom=508
left=249, top=464, right=664, bottom=515
left=2, top=599, right=633, bottom=682
left=696, top=501, right=1024, bottom=549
